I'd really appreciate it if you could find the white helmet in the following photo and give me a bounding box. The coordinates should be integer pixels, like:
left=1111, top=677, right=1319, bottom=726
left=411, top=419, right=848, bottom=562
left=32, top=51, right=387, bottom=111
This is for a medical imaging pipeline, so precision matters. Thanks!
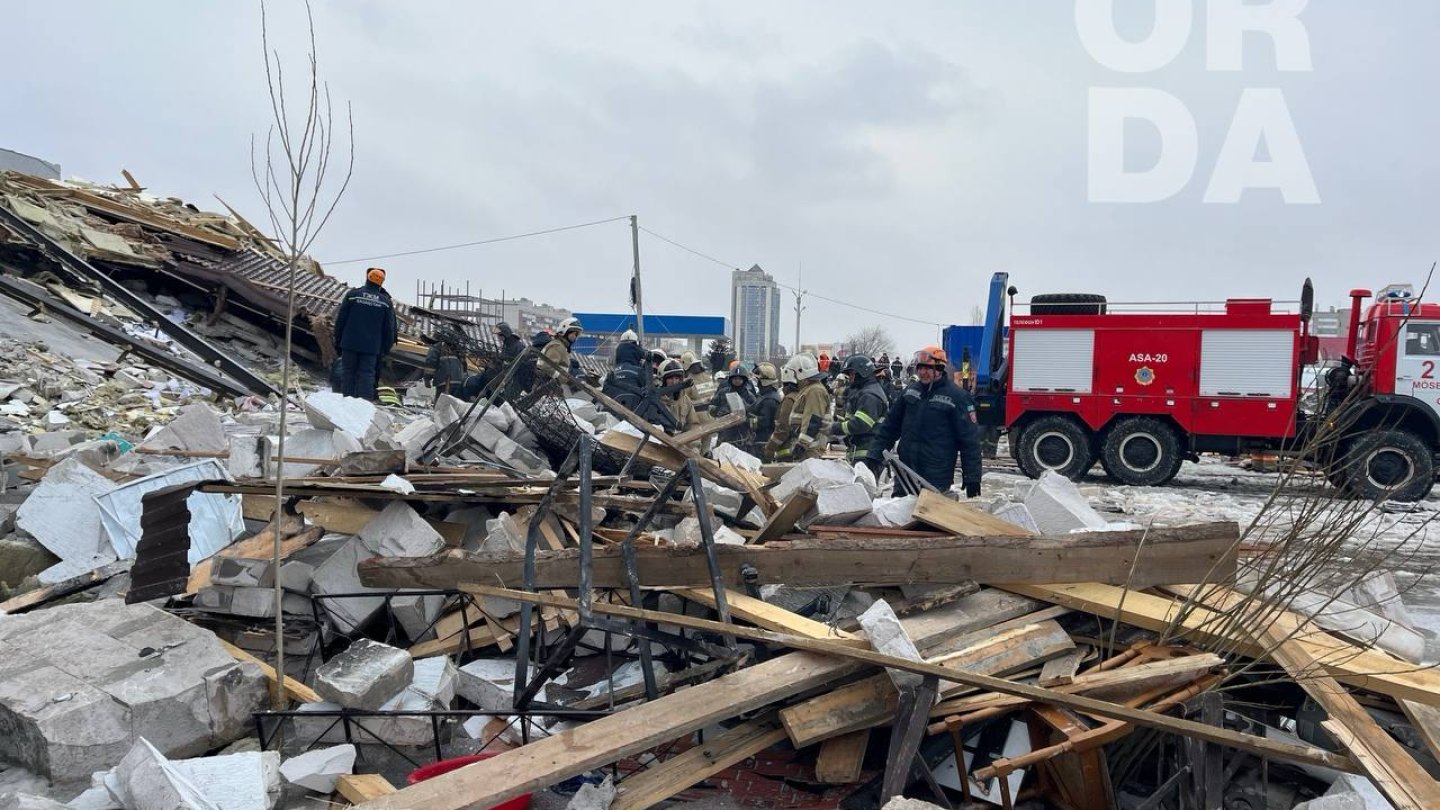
left=619, top=329, right=638, bottom=343
left=559, top=317, right=583, bottom=337
left=780, top=365, right=798, bottom=385
left=785, top=352, right=822, bottom=381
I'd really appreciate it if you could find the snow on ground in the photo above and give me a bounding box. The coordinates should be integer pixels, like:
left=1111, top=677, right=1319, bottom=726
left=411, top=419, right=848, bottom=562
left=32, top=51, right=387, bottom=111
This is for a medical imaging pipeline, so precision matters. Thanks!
left=981, top=456, right=1440, bottom=660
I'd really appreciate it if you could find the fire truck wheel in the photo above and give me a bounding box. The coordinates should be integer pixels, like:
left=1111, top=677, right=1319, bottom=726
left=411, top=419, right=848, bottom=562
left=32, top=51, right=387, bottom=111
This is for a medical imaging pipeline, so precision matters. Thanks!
left=1029, top=293, right=1107, bottom=316
left=1339, top=429, right=1434, bottom=502
left=1016, top=416, right=1093, bottom=480
left=1100, top=418, right=1181, bottom=487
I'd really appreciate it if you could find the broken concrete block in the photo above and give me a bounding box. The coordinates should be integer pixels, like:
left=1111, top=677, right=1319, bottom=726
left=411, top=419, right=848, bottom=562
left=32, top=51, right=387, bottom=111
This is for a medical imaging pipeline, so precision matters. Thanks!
left=443, top=506, right=495, bottom=552
left=881, top=799, right=948, bottom=810
left=1343, top=571, right=1416, bottom=631
left=308, top=536, right=389, bottom=633
left=0, top=795, right=71, bottom=810
left=457, top=658, right=541, bottom=711
left=712, top=442, right=762, bottom=473
left=303, top=392, right=392, bottom=446
left=392, top=593, right=446, bottom=642
left=431, top=394, right=468, bottom=428
left=403, top=382, right=435, bottom=407
left=314, top=639, right=414, bottom=710
left=806, top=482, right=873, bottom=527
left=480, top=512, right=527, bottom=554
left=278, top=744, right=355, bottom=794
left=393, top=419, right=439, bottom=464
left=29, top=431, right=86, bottom=454
left=138, top=404, right=227, bottom=454
left=15, top=457, right=118, bottom=582
left=857, top=599, right=924, bottom=691
left=990, top=502, right=1039, bottom=534
left=698, top=480, right=743, bottom=518
left=227, top=436, right=264, bottom=479
left=295, top=658, right=457, bottom=747
left=264, top=429, right=362, bottom=478
left=64, top=786, right=119, bottom=810
left=106, top=738, right=278, bottom=810
left=856, top=495, right=917, bottom=528
left=1019, top=471, right=1108, bottom=533
left=565, top=775, right=615, bottom=810
left=358, top=501, right=444, bottom=558
left=771, top=458, right=857, bottom=503
left=853, top=461, right=879, bottom=498
left=471, top=419, right=548, bottom=475
left=0, top=601, right=265, bottom=781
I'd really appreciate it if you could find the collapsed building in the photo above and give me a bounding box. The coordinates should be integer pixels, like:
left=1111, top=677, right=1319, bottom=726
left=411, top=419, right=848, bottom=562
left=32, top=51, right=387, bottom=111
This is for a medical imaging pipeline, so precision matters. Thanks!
left=0, top=173, right=1437, bottom=810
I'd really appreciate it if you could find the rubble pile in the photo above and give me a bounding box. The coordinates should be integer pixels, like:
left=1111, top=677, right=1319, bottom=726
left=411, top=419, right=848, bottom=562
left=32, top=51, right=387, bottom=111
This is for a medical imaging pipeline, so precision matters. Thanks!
left=1, top=178, right=1438, bottom=810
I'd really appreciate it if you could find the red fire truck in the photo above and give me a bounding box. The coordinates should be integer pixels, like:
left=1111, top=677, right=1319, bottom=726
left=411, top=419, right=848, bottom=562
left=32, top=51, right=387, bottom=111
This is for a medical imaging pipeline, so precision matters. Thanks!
left=973, top=273, right=1440, bottom=501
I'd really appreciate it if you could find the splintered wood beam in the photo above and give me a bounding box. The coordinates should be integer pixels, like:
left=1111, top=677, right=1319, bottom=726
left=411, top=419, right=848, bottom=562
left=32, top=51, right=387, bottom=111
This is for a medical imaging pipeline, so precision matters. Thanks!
left=611, top=714, right=789, bottom=810
left=814, top=730, right=871, bottom=784
left=750, top=487, right=818, bottom=544
left=912, top=489, right=1035, bottom=537
left=357, top=522, right=1239, bottom=590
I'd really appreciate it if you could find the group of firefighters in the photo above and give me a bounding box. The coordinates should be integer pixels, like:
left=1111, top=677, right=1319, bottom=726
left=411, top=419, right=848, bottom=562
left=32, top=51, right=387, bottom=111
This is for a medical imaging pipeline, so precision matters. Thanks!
left=335, top=267, right=982, bottom=497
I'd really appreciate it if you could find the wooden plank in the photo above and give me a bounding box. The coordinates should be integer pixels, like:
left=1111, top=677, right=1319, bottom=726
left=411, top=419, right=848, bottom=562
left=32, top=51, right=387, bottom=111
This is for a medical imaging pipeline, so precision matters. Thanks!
left=671, top=587, right=861, bottom=643
left=930, top=654, right=1226, bottom=719
left=1039, top=649, right=1086, bottom=687
left=1252, top=616, right=1440, bottom=809
left=912, top=489, right=1034, bottom=537
left=779, top=621, right=1074, bottom=746
left=449, top=585, right=1359, bottom=778
left=1399, top=700, right=1440, bottom=764
left=219, top=639, right=323, bottom=704
left=611, top=715, right=789, bottom=810
left=750, top=488, right=818, bottom=544
left=360, top=522, right=1240, bottom=590
left=815, top=730, right=871, bottom=784
left=669, top=411, right=745, bottom=446
left=0, top=560, right=132, bottom=615
left=1004, top=582, right=1440, bottom=708
left=335, top=774, right=397, bottom=804
left=354, top=652, right=866, bottom=810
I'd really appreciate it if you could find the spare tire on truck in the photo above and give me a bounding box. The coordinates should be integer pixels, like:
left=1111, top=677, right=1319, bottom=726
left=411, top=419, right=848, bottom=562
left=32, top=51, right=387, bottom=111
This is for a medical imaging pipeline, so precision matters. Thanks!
left=1030, top=293, right=1107, bottom=316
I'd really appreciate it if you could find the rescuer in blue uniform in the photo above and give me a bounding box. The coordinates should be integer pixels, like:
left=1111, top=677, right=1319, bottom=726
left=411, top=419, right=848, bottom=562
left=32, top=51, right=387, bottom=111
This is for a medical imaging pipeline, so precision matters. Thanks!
left=865, top=346, right=983, bottom=496
left=334, top=267, right=398, bottom=401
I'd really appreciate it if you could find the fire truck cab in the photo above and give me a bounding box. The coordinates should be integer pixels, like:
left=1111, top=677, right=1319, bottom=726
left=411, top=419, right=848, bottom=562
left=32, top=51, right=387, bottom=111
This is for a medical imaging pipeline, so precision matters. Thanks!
left=972, top=274, right=1440, bottom=501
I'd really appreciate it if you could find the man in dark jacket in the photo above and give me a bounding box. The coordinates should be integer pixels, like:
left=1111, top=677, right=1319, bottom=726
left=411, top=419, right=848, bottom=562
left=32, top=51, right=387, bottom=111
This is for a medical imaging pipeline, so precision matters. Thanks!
left=749, top=362, right=783, bottom=454
left=711, top=364, right=757, bottom=447
left=334, top=267, right=398, bottom=400
left=831, top=355, right=890, bottom=463
left=865, top=346, right=983, bottom=496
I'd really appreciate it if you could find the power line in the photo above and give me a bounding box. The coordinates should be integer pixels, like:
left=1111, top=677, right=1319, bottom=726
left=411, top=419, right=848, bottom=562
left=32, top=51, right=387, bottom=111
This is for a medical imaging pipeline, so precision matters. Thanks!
left=637, top=225, right=944, bottom=328
left=325, top=215, right=630, bottom=265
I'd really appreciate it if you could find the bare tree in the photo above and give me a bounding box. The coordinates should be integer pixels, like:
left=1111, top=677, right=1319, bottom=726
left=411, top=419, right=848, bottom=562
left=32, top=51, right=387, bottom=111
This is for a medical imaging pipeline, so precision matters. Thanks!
left=844, top=325, right=895, bottom=359
left=251, top=0, right=354, bottom=708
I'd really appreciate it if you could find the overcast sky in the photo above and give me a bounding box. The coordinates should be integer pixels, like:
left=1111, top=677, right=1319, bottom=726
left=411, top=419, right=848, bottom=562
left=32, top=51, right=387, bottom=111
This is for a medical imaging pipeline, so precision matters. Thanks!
left=4, top=1, right=1436, bottom=352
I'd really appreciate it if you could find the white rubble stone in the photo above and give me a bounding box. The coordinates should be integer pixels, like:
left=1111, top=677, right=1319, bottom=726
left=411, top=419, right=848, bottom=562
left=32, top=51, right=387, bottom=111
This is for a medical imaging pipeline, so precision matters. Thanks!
left=431, top=394, right=467, bottom=428
left=379, top=474, right=415, bottom=495
left=392, top=593, right=446, bottom=642
left=1, top=795, right=71, bottom=810
left=770, top=458, right=856, bottom=503
left=264, top=429, right=362, bottom=478
left=711, top=443, right=762, bottom=473
left=990, top=502, right=1039, bottom=534
left=1292, top=794, right=1366, bottom=810
left=393, top=419, right=439, bottom=464
left=227, top=435, right=264, bottom=479
left=457, top=658, right=541, bottom=711
left=443, top=506, right=495, bottom=551
left=403, top=382, right=435, bottom=407
left=303, top=392, right=392, bottom=445
left=30, top=431, right=85, bottom=454
left=0, top=602, right=265, bottom=781
left=138, top=403, right=227, bottom=454
left=1342, top=571, right=1416, bottom=631
left=278, top=744, right=355, bottom=794
left=308, top=536, right=389, bottom=633
left=881, top=799, right=948, bottom=810
left=1019, top=471, right=1108, bottom=534
left=566, top=775, right=615, bottom=810
left=295, top=658, right=456, bottom=747
left=314, top=640, right=414, bottom=710
left=856, top=495, right=917, bottom=528
left=480, top=512, right=527, bottom=554
left=857, top=599, right=925, bottom=691
left=358, top=501, right=444, bottom=558
left=165, top=750, right=280, bottom=810
left=807, top=483, right=873, bottom=527
left=15, top=457, right=118, bottom=582
left=853, top=461, right=879, bottom=498
left=698, top=480, right=743, bottom=518
left=64, top=786, right=120, bottom=810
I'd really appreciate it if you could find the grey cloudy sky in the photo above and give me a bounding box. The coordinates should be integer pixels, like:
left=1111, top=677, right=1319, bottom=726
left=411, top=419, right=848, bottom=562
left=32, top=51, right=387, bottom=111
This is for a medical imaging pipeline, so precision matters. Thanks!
left=3, top=1, right=1436, bottom=352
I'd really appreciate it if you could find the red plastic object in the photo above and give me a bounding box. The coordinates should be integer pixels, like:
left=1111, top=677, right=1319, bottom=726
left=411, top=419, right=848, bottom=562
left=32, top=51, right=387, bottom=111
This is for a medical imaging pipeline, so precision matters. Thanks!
left=406, top=754, right=532, bottom=810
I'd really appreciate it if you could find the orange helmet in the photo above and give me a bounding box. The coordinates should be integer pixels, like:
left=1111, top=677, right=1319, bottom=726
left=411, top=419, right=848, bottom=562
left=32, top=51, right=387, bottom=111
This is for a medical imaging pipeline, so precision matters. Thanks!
left=818, top=353, right=830, bottom=371
left=366, top=267, right=386, bottom=285
left=912, top=346, right=948, bottom=369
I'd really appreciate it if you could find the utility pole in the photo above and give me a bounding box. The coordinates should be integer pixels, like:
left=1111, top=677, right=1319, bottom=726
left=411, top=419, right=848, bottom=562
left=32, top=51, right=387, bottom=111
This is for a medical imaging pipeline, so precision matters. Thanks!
left=630, top=215, right=645, bottom=344
left=792, top=262, right=805, bottom=356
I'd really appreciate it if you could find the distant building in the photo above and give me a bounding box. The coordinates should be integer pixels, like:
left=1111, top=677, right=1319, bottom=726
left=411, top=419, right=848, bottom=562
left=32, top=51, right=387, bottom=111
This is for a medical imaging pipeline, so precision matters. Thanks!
left=501, top=298, right=571, bottom=339
left=0, top=148, right=59, bottom=180
left=730, top=265, right=781, bottom=362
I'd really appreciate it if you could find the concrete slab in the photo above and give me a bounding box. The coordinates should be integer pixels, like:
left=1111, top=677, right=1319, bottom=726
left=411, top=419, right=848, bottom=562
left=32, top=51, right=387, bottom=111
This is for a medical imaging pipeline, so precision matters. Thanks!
left=314, top=640, right=414, bottom=711
left=278, top=744, right=355, bottom=794
left=357, top=502, right=444, bottom=558
left=138, top=404, right=227, bottom=455
left=15, top=457, right=117, bottom=583
left=303, top=392, right=392, bottom=446
left=1019, top=471, right=1108, bottom=533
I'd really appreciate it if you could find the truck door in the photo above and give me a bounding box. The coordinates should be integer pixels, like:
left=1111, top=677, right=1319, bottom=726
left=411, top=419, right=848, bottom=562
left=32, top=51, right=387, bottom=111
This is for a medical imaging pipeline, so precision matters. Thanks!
left=1396, top=322, right=1440, bottom=419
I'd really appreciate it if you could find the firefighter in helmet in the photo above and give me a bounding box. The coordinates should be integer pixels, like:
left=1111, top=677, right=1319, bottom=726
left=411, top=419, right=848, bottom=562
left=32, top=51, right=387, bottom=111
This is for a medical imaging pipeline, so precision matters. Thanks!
left=783, top=353, right=832, bottom=461
left=764, top=365, right=801, bottom=462
left=659, top=358, right=701, bottom=439
left=829, top=355, right=889, bottom=463
left=750, top=362, right=783, bottom=453
left=865, top=346, right=983, bottom=496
